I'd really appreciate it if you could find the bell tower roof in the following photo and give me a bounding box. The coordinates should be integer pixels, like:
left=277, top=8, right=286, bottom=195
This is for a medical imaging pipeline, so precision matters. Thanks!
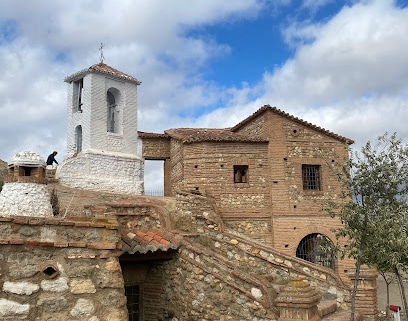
left=64, top=62, right=141, bottom=85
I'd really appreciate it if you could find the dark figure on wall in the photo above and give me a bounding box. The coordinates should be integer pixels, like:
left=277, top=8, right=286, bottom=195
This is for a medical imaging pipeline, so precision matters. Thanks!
left=46, top=151, right=59, bottom=166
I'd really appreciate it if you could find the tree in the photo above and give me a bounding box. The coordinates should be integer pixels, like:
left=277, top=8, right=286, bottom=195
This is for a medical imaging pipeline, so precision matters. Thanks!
left=326, top=133, right=408, bottom=320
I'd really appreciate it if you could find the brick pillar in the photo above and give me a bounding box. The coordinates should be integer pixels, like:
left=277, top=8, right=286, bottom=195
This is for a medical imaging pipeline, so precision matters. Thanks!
left=275, top=277, right=321, bottom=321
left=163, top=159, right=171, bottom=196
left=347, top=265, right=378, bottom=320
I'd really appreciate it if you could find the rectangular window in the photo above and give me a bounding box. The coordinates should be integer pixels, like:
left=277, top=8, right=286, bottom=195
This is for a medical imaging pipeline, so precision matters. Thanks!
left=234, top=165, right=248, bottom=183
left=302, top=165, right=321, bottom=190
left=125, top=285, right=140, bottom=321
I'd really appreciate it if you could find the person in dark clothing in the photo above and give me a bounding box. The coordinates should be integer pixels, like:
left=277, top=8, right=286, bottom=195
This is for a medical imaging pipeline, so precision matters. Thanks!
left=46, top=151, right=59, bottom=166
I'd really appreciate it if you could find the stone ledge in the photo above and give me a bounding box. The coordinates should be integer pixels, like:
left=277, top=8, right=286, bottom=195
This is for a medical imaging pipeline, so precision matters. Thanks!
left=2, top=215, right=119, bottom=229
left=0, top=238, right=119, bottom=250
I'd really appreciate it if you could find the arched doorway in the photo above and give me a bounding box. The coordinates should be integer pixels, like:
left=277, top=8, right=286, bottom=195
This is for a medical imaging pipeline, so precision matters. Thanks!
left=296, top=233, right=335, bottom=269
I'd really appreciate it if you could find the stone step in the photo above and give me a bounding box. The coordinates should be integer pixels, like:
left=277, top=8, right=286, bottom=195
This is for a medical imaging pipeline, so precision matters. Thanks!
left=318, top=300, right=337, bottom=317
left=318, top=300, right=363, bottom=321
left=322, top=311, right=362, bottom=321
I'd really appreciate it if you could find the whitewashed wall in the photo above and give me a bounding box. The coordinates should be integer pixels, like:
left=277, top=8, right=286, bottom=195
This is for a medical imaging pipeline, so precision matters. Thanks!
left=0, top=183, right=53, bottom=217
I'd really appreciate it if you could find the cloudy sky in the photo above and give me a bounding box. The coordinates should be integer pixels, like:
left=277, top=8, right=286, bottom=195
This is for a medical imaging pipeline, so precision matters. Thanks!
left=1, top=0, right=408, bottom=191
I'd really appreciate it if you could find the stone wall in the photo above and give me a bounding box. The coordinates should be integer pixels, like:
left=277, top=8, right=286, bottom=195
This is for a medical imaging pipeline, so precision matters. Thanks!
left=0, top=183, right=53, bottom=218
left=0, top=192, right=378, bottom=320
left=0, top=216, right=125, bottom=321
left=178, top=141, right=271, bottom=220
left=140, top=135, right=170, bottom=160
left=57, top=151, right=144, bottom=195
left=169, top=139, right=184, bottom=192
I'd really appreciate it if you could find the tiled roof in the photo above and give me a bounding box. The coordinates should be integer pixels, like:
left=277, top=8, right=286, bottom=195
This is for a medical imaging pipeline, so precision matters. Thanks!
left=231, top=105, right=354, bottom=144
left=64, top=63, right=141, bottom=85
left=164, top=128, right=268, bottom=143
left=121, top=228, right=180, bottom=254
left=137, top=131, right=170, bottom=139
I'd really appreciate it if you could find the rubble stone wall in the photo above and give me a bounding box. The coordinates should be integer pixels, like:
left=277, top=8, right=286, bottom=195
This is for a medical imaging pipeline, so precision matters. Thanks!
left=0, top=216, right=126, bottom=321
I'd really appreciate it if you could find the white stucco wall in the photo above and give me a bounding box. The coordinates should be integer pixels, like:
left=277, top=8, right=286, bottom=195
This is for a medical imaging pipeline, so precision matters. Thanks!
left=57, top=151, right=144, bottom=195
left=66, top=73, right=139, bottom=157
left=0, top=183, right=53, bottom=217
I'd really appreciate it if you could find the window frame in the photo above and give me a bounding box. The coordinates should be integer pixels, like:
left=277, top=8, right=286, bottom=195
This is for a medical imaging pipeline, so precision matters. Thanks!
left=302, top=164, right=321, bottom=191
left=125, top=285, right=141, bottom=321
left=233, top=165, right=249, bottom=184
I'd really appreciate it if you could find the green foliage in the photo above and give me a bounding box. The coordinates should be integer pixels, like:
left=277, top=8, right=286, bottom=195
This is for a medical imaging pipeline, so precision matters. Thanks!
left=334, top=133, right=408, bottom=269
left=326, top=133, right=408, bottom=319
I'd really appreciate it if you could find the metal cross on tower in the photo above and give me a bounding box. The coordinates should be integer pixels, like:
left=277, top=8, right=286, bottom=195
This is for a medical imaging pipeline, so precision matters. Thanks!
left=99, top=43, right=105, bottom=63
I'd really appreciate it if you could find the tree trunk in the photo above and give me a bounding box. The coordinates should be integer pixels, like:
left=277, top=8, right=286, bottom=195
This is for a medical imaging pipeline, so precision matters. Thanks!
left=395, top=267, right=408, bottom=321
left=380, top=272, right=392, bottom=316
left=350, top=258, right=362, bottom=321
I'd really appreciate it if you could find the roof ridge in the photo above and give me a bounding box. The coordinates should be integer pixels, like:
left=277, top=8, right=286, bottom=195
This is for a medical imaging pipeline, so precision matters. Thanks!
left=64, top=62, right=141, bottom=85
left=231, top=105, right=354, bottom=144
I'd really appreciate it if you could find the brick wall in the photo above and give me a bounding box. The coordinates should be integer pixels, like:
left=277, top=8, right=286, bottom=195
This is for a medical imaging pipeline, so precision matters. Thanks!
left=162, top=109, right=355, bottom=283
left=141, top=136, right=170, bottom=160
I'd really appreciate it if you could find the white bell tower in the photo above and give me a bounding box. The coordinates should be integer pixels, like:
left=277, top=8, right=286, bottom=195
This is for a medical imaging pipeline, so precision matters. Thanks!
left=57, top=61, right=144, bottom=195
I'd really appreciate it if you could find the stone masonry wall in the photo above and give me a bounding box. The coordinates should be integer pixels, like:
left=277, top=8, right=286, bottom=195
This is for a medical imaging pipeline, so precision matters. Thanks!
left=170, top=139, right=184, bottom=193
left=0, top=183, right=53, bottom=218
left=0, top=216, right=126, bottom=321
left=141, top=136, right=170, bottom=160
left=57, top=152, right=144, bottom=195
left=180, top=141, right=271, bottom=220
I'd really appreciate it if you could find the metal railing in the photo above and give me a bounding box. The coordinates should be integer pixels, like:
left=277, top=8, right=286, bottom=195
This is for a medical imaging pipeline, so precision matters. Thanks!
left=144, top=190, right=164, bottom=197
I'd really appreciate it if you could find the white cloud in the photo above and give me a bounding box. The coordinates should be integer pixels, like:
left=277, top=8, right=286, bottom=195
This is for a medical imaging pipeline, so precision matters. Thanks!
left=1, top=0, right=408, bottom=192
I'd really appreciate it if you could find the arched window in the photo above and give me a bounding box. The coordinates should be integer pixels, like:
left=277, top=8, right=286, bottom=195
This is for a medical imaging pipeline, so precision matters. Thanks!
left=296, top=233, right=335, bottom=269
left=107, top=91, right=117, bottom=133
left=75, top=125, right=82, bottom=153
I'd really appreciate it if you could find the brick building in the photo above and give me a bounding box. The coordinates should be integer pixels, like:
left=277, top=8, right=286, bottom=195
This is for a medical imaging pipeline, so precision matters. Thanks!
left=0, top=62, right=379, bottom=321
left=140, top=105, right=355, bottom=281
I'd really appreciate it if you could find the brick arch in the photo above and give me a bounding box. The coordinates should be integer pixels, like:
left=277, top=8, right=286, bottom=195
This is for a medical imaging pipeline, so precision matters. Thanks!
left=291, top=226, right=337, bottom=252
left=291, top=227, right=338, bottom=270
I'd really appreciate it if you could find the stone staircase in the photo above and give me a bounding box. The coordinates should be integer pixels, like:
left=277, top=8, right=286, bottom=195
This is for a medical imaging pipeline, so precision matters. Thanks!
left=180, top=228, right=357, bottom=321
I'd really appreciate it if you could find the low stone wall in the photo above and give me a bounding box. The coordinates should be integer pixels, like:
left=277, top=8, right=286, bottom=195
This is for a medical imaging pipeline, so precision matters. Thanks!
left=0, top=216, right=126, bottom=321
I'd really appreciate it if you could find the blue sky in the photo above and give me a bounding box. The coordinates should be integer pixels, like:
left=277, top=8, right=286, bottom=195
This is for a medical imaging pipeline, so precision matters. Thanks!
left=1, top=0, right=408, bottom=190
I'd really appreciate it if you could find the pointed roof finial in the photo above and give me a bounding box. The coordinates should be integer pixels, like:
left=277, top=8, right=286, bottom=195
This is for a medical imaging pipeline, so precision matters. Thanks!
left=99, top=43, right=105, bottom=63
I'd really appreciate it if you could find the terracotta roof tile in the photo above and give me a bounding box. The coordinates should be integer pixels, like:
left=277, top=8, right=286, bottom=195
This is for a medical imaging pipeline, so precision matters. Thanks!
left=64, top=63, right=141, bottom=85
left=231, top=105, right=354, bottom=144
left=121, top=228, right=180, bottom=254
left=164, top=128, right=268, bottom=143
